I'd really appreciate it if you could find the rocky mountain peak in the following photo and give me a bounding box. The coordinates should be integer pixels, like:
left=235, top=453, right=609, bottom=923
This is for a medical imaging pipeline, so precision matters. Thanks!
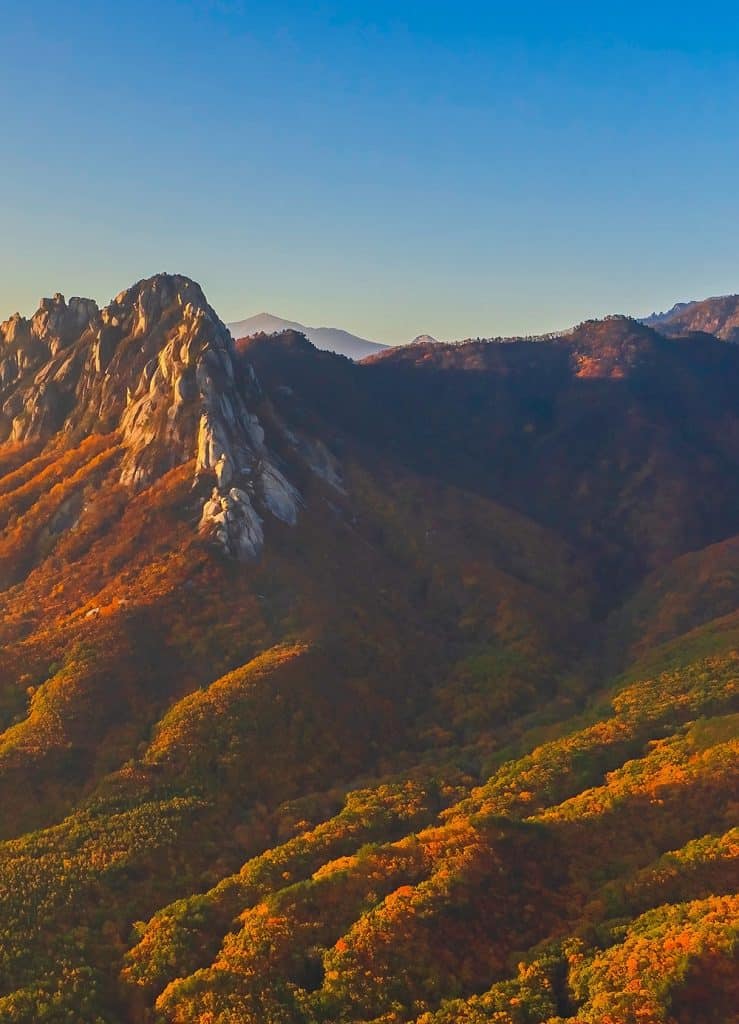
left=31, top=292, right=98, bottom=348
left=1, top=292, right=99, bottom=364
left=648, top=292, right=739, bottom=342
left=0, top=273, right=301, bottom=558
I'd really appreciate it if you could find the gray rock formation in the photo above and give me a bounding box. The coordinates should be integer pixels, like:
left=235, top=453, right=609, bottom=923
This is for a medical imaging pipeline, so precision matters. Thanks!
left=0, top=274, right=301, bottom=558
left=640, top=293, right=739, bottom=342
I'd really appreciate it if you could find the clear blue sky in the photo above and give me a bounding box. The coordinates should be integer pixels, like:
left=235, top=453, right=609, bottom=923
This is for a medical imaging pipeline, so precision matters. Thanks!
left=2, top=1, right=739, bottom=343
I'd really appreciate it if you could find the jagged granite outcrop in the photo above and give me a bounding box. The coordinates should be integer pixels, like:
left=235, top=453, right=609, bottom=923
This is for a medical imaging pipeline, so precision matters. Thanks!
left=642, top=293, right=739, bottom=342
left=0, top=274, right=300, bottom=558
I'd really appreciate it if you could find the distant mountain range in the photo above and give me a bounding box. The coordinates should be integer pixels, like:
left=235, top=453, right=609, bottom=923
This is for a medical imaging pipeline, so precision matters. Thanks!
left=641, top=293, right=739, bottom=341
left=229, top=291, right=739, bottom=363
left=640, top=301, right=694, bottom=326
left=227, top=312, right=388, bottom=360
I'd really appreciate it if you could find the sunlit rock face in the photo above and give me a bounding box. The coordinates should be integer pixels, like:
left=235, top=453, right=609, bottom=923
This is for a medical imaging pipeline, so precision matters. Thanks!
left=0, top=273, right=301, bottom=557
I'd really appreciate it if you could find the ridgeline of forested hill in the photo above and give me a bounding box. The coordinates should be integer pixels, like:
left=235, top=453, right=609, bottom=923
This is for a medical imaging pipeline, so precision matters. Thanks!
left=0, top=276, right=735, bottom=1022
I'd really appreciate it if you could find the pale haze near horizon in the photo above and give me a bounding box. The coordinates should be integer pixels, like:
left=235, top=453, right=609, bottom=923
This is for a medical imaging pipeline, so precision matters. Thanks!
left=2, top=2, right=739, bottom=345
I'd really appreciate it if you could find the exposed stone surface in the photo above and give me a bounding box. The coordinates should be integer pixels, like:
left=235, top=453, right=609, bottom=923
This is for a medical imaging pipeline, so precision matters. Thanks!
left=643, top=293, right=739, bottom=342
left=0, top=274, right=301, bottom=558
left=199, top=486, right=264, bottom=559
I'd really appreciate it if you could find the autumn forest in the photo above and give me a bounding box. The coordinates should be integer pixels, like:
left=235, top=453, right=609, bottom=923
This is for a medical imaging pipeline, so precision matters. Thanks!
left=0, top=275, right=736, bottom=1023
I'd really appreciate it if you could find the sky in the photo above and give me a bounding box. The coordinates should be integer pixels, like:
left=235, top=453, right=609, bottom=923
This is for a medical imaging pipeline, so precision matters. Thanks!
left=2, top=1, right=739, bottom=344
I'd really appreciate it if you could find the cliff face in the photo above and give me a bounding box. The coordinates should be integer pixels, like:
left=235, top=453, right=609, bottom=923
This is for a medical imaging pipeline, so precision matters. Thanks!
left=0, top=274, right=300, bottom=557
left=644, top=293, right=739, bottom=342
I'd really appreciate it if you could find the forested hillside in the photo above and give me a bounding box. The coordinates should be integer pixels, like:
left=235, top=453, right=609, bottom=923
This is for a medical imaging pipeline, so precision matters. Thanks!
left=0, top=276, right=735, bottom=1022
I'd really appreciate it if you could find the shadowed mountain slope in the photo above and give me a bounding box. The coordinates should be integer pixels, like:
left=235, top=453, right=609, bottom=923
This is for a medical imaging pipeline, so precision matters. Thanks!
left=244, top=318, right=739, bottom=604
left=0, top=278, right=736, bottom=1022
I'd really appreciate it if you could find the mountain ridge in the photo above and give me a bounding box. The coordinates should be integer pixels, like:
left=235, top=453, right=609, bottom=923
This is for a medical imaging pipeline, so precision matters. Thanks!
left=641, top=292, right=739, bottom=341
left=227, top=311, right=387, bottom=360
left=0, top=274, right=736, bottom=1023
